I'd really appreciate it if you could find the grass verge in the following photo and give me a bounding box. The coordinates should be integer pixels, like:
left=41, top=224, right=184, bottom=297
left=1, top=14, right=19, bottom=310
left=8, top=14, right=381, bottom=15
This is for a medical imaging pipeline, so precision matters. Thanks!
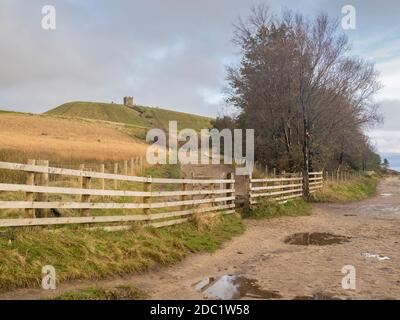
left=51, top=285, right=146, bottom=300
left=242, top=199, right=311, bottom=219
left=310, top=176, right=378, bottom=202
left=0, top=214, right=244, bottom=292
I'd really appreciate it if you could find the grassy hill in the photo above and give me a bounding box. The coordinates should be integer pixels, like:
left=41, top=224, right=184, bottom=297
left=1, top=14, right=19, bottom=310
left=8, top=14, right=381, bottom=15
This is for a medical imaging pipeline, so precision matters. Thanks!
left=0, top=112, right=148, bottom=166
left=0, top=109, right=18, bottom=114
left=45, top=101, right=213, bottom=131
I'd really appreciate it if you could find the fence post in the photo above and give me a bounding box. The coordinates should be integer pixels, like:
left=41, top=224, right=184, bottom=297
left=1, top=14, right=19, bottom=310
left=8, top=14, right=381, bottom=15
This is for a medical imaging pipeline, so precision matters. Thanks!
left=36, top=160, right=49, bottom=218
left=130, top=158, right=135, bottom=175
left=25, top=159, right=36, bottom=218
left=78, top=164, right=90, bottom=216
left=100, top=164, right=105, bottom=202
left=290, top=173, right=294, bottom=199
left=192, top=172, right=196, bottom=209
left=180, top=180, right=188, bottom=211
left=114, top=163, right=118, bottom=189
left=100, top=164, right=105, bottom=190
left=245, top=172, right=252, bottom=209
left=227, top=172, right=235, bottom=210
left=81, top=175, right=91, bottom=217
left=78, top=164, right=85, bottom=201
left=143, top=177, right=152, bottom=215
left=124, top=160, right=128, bottom=176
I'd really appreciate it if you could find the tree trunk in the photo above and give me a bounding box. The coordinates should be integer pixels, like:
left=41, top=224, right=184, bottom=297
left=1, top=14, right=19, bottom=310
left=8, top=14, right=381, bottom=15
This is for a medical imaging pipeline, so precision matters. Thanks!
left=302, top=115, right=310, bottom=199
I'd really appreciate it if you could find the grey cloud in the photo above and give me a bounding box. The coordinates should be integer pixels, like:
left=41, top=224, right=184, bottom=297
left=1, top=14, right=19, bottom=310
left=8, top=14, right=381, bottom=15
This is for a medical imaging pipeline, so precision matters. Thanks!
left=1, top=0, right=400, bottom=123
left=376, top=100, right=400, bottom=131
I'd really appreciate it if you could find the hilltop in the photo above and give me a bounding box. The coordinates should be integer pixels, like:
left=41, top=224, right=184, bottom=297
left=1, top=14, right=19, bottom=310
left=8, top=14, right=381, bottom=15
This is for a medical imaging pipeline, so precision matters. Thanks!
left=0, top=109, right=19, bottom=114
left=45, top=101, right=213, bottom=131
left=0, top=101, right=214, bottom=165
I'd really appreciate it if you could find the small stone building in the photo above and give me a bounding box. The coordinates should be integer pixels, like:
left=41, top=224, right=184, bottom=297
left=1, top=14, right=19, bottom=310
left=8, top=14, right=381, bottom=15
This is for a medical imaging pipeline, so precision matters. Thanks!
left=123, top=96, right=134, bottom=107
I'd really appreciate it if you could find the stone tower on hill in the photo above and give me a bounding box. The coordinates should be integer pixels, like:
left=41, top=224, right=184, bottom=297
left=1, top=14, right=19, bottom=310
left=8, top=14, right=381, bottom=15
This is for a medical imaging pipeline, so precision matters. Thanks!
left=123, top=96, right=134, bottom=107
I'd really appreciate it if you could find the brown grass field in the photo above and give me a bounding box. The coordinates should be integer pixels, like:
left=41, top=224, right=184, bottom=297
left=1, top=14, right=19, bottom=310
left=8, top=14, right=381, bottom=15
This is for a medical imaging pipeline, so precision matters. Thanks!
left=0, top=113, right=147, bottom=164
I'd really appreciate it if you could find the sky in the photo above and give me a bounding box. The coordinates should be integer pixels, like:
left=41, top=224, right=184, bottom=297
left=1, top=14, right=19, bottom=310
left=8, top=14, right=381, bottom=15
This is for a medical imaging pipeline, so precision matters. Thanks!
left=1, top=0, right=400, bottom=169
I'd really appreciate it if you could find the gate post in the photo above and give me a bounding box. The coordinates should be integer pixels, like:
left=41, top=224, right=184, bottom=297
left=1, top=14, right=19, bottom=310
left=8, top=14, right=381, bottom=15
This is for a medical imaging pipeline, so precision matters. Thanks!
left=244, top=172, right=252, bottom=210
left=226, top=172, right=235, bottom=208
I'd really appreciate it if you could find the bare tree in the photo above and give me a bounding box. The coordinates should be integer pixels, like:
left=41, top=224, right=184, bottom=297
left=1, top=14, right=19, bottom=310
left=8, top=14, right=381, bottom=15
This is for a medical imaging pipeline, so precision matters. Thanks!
left=226, top=6, right=381, bottom=197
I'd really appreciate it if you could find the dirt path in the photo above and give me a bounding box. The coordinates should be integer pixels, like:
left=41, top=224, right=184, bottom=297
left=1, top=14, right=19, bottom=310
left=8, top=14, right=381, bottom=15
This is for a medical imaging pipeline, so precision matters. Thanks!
left=1, top=177, right=399, bottom=300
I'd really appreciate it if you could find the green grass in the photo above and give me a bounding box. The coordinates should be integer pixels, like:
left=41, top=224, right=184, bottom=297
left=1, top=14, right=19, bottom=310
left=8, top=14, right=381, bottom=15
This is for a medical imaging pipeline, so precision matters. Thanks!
left=242, top=199, right=311, bottom=219
left=0, top=214, right=244, bottom=291
left=52, top=285, right=146, bottom=300
left=45, top=102, right=150, bottom=127
left=45, top=101, right=213, bottom=132
left=143, top=164, right=182, bottom=179
left=311, top=176, right=378, bottom=203
left=0, top=109, right=16, bottom=114
left=141, top=106, right=213, bottom=131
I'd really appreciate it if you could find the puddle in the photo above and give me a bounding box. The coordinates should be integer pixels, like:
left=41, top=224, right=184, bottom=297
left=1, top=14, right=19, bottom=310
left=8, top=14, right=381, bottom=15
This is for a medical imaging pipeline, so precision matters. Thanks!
left=358, top=204, right=400, bottom=214
left=361, top=252, right=391, bottom=261
left=380, top=193, right=393, bottom=197
left=293, top=293, right=341, bottom=300
left=284, top=232, right=351, bottom=246
left=193, top=275, right=282, bottom=300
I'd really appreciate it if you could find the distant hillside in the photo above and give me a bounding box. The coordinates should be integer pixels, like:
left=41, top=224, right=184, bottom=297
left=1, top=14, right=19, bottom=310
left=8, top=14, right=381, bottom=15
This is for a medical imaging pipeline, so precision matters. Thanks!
left=0, top=112, right=148, bottom=165
left=0, top=109, right=18, bottom=114
left=45, top=101, right=213, bottom=131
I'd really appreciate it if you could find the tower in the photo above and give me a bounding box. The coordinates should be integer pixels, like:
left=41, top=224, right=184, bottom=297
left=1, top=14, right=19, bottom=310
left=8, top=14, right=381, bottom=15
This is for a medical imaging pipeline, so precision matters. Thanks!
left=123, top=96, right=134, bottom=107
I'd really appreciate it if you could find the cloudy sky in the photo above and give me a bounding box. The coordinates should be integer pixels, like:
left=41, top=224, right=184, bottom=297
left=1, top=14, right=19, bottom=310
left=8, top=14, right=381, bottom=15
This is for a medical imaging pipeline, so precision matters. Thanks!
left=1, top=0, right=400, bottom=169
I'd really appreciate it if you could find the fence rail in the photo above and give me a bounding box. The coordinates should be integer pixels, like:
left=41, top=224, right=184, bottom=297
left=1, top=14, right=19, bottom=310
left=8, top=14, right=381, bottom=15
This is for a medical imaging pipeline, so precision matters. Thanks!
left=0, top=162, right=233, bottom=184
left=0, top=161, right=235, bottom=229
left=249, top=172, right=324, bottom=206
left=309, top=172, right=324, bottom=193
left=249, top=175, right=304, bottom=206
left=0, top=160, right=327, bottom=229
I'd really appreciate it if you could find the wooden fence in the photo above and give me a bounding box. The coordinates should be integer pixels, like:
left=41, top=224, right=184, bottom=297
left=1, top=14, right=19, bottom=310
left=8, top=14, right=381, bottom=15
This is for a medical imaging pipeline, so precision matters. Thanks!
left=249, top=172, right=324, bottom=207
left=309, top=171, right=324, bottom=193
left=0, top=161, right=235, bottom=229
left=0, top=160, right=327, bottom=229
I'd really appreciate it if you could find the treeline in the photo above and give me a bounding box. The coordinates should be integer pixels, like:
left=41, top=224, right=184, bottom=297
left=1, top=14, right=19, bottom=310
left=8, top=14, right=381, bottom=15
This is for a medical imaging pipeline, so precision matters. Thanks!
left=215, top=6, right=382, bottom=177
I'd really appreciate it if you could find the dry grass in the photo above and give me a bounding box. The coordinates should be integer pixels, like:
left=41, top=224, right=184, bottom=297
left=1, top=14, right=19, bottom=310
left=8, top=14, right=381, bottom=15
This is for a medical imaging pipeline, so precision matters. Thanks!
left=0, top=113, right=147, bottom=163
left=0, top=214, right=245, bottom=291
left=192, top=212, right=222, bottom=232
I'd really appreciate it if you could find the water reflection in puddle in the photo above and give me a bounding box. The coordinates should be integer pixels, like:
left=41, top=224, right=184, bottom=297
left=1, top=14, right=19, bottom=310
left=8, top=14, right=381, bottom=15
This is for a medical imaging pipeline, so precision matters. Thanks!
left=358, top=204, right=400, bottom=214
left=194, top=275, right=281, bottom=300
left=361, top=252, right=391, bottom=261
left=284, top=232, right=351, bottom=246
left=380, top=193, right=393, bottom=197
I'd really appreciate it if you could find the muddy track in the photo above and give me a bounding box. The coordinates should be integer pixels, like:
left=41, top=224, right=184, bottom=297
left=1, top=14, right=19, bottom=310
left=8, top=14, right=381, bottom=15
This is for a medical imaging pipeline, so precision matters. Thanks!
left=1, top=177, right=400, bottom=300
